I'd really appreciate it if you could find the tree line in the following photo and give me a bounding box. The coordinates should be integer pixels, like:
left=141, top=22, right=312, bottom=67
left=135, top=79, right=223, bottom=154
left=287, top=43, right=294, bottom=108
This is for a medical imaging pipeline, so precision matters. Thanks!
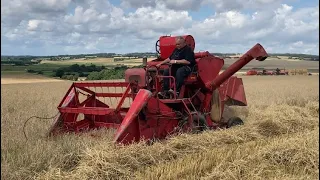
left=2, top=52, right=318, bottom=62
left=1, top=52, right=157, bottom=61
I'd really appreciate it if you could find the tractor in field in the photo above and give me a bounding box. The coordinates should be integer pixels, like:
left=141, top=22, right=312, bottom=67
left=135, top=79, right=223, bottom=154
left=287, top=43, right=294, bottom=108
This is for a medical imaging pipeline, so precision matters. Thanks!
left=48, top=35, right=268, bottom=144
left=273, top=68, right=289, bottom=75
left=246, top=68, right=288, bottom=76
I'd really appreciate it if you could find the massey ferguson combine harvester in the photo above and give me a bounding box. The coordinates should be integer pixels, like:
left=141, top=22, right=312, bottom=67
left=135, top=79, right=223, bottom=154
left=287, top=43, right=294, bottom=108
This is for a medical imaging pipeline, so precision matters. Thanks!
left=49, top=35, right=268, bottom=144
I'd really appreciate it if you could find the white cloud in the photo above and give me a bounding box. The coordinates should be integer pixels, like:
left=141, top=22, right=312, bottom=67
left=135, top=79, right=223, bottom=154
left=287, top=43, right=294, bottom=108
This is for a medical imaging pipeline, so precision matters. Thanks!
left=120, top=0, right=203, bottom=10
left=292, top=41, right=304, bottom=47
left=158, top=0, right=204, bottom=10
left=1, top=0, right=71, bottom=27
left=288, top=41, right=319, bottom=55
left=120, top=0, right=284, bottom=11
left=27, top=20, right=55, bottom=31
left=120, top=0, right=156, bottom=9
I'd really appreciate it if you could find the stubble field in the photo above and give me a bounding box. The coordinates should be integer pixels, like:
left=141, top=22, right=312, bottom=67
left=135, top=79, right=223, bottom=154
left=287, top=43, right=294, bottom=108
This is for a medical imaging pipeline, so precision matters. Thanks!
left=1, top=75, right=319, bottom=180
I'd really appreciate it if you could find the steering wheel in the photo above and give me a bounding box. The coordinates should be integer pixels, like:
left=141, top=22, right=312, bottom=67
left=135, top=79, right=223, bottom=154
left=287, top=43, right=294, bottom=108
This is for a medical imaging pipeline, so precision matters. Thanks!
left=155, top=40, right=161, bottom=56
left=145, top=63, right=173, bottom=91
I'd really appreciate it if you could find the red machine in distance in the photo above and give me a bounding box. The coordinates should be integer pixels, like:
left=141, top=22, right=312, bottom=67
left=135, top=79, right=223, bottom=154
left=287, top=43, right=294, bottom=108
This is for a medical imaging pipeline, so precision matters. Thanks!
left=49, top=35, right=268, bottom=145
left=246, top=68, right=289, bottom=76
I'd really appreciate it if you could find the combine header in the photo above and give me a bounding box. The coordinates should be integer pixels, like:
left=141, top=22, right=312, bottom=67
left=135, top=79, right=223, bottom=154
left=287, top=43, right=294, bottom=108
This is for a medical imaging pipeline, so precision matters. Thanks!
left=49, top=35, right=268, bottom=144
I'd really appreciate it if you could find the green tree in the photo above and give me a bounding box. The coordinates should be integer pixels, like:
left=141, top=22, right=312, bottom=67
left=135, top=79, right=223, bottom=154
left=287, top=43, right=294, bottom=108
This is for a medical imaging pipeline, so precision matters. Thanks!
left=55, top=69, right=65, bottom=78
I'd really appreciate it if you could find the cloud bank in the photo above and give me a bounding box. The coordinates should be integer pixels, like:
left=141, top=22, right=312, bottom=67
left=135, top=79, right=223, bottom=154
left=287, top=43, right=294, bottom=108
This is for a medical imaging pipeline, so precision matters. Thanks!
left=1, top=0, right=319, bottom=55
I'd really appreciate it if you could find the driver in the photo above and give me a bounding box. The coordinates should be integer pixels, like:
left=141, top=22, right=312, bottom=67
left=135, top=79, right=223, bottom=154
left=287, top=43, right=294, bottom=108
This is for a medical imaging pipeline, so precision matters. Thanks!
left=156, top=36, right=196, bottom=97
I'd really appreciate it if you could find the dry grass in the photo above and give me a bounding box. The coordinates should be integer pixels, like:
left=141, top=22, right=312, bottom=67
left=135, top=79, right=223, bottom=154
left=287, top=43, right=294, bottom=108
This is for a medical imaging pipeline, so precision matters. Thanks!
left=1, top=75, right=319, bottom=180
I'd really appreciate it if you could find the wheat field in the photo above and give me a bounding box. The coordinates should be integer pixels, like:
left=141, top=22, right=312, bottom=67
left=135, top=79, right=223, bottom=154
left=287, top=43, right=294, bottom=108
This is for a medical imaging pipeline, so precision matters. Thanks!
left=1, top=72, right=64, bottom=85
left=40, top=58, right=156, bottom=66
left=1, top=75, right=319, bottom=180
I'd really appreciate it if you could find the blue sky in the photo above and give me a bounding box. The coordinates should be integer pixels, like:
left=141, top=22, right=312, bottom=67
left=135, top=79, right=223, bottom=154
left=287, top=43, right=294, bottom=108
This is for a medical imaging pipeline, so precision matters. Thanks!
left=1, top=0, right=319, bottom=56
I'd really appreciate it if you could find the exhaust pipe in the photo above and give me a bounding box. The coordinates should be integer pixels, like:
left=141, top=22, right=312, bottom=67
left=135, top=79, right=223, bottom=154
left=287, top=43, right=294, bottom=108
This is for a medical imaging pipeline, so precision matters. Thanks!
left=206, top=43, right=268, bottom=91
left=142, top=56, right=148, bottom=67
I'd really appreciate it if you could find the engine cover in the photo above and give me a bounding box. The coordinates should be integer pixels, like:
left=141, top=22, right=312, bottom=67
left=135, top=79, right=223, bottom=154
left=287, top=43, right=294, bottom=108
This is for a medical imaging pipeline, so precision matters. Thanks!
left=125, top=68, right=146, bottom=87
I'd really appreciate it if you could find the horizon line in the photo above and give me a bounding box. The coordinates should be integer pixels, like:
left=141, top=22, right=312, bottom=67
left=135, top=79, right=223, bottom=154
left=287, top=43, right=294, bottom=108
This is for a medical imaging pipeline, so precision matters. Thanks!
left=2, top=52, right=319, bottom=57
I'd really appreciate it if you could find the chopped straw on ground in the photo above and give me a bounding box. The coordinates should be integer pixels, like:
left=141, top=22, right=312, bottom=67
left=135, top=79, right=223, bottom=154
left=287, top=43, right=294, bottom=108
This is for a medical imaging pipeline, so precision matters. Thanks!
left=1, top=76, right=319, bottom=180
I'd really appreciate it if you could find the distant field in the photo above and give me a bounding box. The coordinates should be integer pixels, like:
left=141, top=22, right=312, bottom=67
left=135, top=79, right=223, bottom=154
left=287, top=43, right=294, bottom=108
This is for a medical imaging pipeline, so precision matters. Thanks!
left=40, top=57, right=156, bottom=66
left=1, top=63, right=69, bottom=77
left=1, top=55, right=318, bottom=83
left=39, top=56, right=318, bottom=71
left=224, top=56, right=319, bottom=72
left=40, top=58, right=113, bottom=65
left=1, top=72, right=64, bottom=84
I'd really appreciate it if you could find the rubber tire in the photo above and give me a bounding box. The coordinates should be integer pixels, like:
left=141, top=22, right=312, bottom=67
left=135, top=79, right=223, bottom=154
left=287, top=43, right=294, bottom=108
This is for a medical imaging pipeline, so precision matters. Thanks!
left=227, top=117, right=244, bottom=128
left=192, top=113, right=208, bottom=132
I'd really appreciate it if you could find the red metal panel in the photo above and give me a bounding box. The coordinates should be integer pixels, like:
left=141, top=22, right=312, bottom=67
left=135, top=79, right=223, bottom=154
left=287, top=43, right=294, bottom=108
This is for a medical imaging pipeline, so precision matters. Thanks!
left=124, top=68, right=146, bottom=87
left=159, top=36, right=175, bottom=60
left=95, top=93, right=132, bottom=97
left=114, top=89, right=152, bottom=144
left=197, top=56, right=224, bottom=85
left=58, top=107, right=114, bottom=115
left=140, top=97, right=178, bottom=140
left=74, top=82, right=129, bottom=88
left=194, top=51, right=210, bottom=59
left=224, top=77, right=247, bottom=106
left=225, top=77, right=235, bottom=100
left=159, top=35, right=195, bottom=60
left=185, top=35, right=195, bottom=51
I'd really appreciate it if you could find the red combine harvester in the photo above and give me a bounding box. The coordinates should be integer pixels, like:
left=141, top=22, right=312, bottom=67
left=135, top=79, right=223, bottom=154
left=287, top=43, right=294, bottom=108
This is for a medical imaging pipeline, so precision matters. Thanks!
left=49, top=35, right=268, bottom=144
left=246, top=68, right=288, bottom=76
left=246, top=69, right=273, bottom=75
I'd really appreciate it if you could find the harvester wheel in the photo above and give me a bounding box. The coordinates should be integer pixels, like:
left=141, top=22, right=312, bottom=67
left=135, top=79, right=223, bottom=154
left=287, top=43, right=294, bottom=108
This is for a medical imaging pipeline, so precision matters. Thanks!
left=180, top=113, right=207, bottom=133
left=155, top=40, right=161, bottom=55
left=192, top=113, right=207, bottom=132
left=210, top=89, right=222, bottom=123
left=227, top=117, right=244, bottom=128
